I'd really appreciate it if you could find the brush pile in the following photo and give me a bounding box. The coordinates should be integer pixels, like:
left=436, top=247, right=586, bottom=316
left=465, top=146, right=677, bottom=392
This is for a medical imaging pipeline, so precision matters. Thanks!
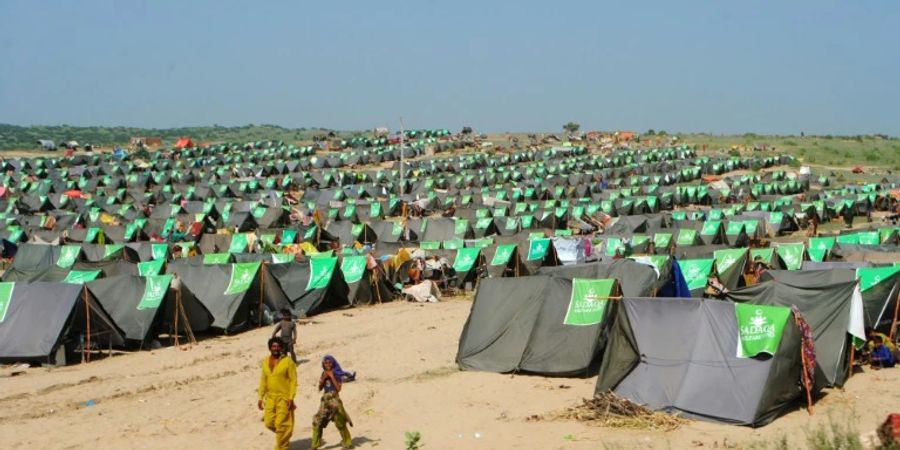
left=538, top=392, right=689, bottom=431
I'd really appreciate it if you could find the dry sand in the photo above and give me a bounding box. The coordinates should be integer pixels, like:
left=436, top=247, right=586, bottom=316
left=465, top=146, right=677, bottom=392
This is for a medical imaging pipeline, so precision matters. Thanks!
left=1, top=298, right=897, bottom=450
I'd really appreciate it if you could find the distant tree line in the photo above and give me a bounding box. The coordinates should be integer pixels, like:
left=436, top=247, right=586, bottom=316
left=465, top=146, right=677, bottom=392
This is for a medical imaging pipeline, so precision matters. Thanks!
left=0, top=124, right=348, bottom=151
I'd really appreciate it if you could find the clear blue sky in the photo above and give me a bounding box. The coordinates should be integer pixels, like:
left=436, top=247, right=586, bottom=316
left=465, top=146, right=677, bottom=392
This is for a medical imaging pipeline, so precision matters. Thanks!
left=1, top=0, right=898, bottom=135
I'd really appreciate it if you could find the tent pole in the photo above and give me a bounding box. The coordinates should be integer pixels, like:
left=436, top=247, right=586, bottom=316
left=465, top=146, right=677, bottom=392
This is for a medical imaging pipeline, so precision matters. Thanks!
left=83, top=285, right=91, bottom=364
left=890, top=290, right=900, bottom=342
left=258, top=262, right=266, bottom=327
left=173, top=278, right=180, bottom=348
left=847, top=344, right=855, bottom=381
left=372, top=270, right=382, bottom=304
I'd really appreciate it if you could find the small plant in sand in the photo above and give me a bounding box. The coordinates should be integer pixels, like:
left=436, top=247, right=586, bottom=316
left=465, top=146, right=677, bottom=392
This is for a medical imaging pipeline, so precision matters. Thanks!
left=405, top=431, right=422, bottom=450
left=805, top=413, right=863, bottom=450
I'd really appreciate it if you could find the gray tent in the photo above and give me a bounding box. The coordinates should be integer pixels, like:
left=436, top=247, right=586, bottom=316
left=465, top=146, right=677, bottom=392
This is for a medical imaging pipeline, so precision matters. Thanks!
left=538, top=259, right=662, bottom=297
left=166, top=261, right=290, bottom=333
left=727, top=270, right=863, bottom=388
left=595, top=297, right=802, bottom=426
left=88, top=275, right=213, bottom=345
left=457, top=276, right=616, bottom=376
left=266, top=259, right=350, bottom=316
left=0, top=281, right=124, bottom=365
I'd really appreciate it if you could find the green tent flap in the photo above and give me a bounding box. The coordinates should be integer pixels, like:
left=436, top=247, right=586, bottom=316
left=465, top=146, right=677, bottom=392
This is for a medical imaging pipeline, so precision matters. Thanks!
left=341, top=255, right=368, bottom=284
left=307, top=257, right=337, bottom=290
left=856, top=266, right=900, bottom=292
left=775, top=243, right=805, bottom=270
left=491, top=244, right=517, bottom=266
left=137, top=275, right=174, bottom=310
left=735, top=303, right=792, bottom=358
left=453, top=248, right=481, bottom=272
left=527, top=238, right=551, bottom=261
left=564, top=278, right=614, bottom=326
left=224, top=262, right=261, bottom=295
left=138, top=259, right=165, bottom=276
left=62, top=270, right=102, bottom=284
left=203, top=253, right=231, bottom=265
left=680, top=258, right=715, bottom=290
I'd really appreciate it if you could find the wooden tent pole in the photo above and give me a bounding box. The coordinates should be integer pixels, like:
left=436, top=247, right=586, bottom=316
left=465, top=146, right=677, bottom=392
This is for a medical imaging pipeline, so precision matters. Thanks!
left=847, top=343, right=855, bottom=381
left=83, top=285, right=91, bottom=364
left=173, top=275, right=180, bottom=347
left=890, top=290, right=900, bottom=341
left=258, top=262, right=266, bottom=327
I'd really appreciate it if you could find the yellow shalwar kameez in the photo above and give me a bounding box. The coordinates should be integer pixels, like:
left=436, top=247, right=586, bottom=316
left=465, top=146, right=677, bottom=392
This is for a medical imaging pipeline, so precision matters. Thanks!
left=258, top=355, right=297, bottom=450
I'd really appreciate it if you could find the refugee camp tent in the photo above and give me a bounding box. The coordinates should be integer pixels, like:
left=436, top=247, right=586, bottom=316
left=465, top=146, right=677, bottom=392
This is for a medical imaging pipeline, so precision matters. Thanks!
left=166, top=261, right=290, bottom=333
left=595, top=297, right=802, bottom=426
left=457, top=276, right=618, bottom=376
left=538, top=259, right=663, bottom=297
left=727, top=270, right=865, bottom=388
left=266, top=258, right=350, bottom=316
left=339, top=255, right=393, bottom=305
left=0, top=281, right=124, bottom=365
left=88, top=274, right=213, bottom=345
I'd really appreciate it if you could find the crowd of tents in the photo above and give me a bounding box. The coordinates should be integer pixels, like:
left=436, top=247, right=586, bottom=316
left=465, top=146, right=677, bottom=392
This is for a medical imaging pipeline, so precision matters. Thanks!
left=1, top=131, right=900, bottom=426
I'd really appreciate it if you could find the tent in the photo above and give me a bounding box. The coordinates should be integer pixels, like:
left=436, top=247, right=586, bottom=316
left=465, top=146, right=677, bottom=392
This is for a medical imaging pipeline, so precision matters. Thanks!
left=88, top=274, right=213, bottom=345
left=266, top=258, right=350, bottom=316
left=727, top=270, right=865, bottom=388
left=0, top=281, right=124, bottom=365
left=166, top=261, right=290, bottom=333
left=457, top=276, right=617, bottom=376
left=339, top=255, right=394, bottom=305
left=174, top=137, right=195, bottom=149
left=595, top=297, right=802, bottom=426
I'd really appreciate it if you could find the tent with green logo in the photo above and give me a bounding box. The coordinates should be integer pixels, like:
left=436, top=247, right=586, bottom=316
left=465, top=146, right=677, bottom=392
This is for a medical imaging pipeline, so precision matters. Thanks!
left=266, top=258, right=350, bottom=316
left=484, top=243, right=524, bottom=278
left=451, top=247, right=484, bottom=289
left=538, top=259, right=663, bottom=297
left=88, top=274, right=213, bottom=346
left=339, top=255, right=394, bottom=305
left=595, top=297, right=802, bottom=426
left=166, top=261, right=290, bottom=333
left=727, top=270, right=865, bottom=388
left=854, top=266, right=900, bottom=332
left=457, top=276, right=618, bottom=376
left=0, top=281, right=124, bottom=365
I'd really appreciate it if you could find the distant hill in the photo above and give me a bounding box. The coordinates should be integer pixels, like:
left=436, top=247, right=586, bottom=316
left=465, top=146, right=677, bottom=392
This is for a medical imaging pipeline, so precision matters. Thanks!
left=0, top=124, right=361, bottom=151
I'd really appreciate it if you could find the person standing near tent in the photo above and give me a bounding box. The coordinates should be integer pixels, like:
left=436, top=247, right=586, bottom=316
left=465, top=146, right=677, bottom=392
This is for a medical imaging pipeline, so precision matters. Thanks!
left=258, top=337, right=297, bottom=450
left=271, top=309, right=298, bottom=363
left=311, top=355, right=354, bottom=449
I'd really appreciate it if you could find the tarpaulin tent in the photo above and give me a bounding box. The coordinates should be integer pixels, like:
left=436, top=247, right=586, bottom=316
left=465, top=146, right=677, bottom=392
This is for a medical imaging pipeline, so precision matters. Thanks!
left=166, top=261, right=290, bottom=333
left=339, top=255, right=393, bottom=305
left=727, top=270, right=865, bottom=388
left=88, top=274, right=213, bottom=345
left=0, top=281, right=124, bottom=365
left=595, top=297, right=801, bottom=426
left=538, top=259, right=662, bottom=297
left=457, top=276, right=618, bottom=377
left=266, top=258, right=350, bottom=316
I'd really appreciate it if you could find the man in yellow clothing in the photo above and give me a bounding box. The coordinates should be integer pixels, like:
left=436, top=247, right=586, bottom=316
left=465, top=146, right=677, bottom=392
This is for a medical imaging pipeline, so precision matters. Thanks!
left=258, top=337, right=297, bottom=450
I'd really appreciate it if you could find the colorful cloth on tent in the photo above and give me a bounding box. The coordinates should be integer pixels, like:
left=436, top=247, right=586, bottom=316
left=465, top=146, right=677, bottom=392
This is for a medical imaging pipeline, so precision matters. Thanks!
left=791, top=305, right=817, bottom=389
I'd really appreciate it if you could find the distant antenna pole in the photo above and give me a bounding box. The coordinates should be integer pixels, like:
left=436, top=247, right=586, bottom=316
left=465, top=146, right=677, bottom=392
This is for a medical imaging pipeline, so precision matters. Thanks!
left=399, top=117, right=405, bottom=197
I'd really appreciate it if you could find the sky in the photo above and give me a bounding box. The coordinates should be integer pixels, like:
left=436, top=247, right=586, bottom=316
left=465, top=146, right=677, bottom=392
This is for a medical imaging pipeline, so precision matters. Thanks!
left=1, top=0, right=899, bottom=135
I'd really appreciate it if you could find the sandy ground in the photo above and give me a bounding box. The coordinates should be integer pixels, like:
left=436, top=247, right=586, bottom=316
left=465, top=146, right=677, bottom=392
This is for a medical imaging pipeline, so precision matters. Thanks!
left=1, top=298, right=898, bottom=450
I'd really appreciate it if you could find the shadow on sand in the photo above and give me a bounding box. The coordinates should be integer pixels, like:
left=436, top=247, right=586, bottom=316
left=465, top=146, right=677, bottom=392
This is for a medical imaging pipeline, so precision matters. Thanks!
left=289, top=435, right=377, bottom=449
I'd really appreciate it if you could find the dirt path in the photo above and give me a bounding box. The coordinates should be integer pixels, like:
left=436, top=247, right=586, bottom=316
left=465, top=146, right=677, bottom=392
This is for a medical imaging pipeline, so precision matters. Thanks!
left=0, top=298, right=896, bottom=449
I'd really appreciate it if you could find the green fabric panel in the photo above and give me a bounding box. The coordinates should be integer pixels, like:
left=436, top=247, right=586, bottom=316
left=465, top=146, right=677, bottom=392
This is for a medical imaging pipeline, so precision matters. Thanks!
left=204, top=253, right=230, bottom=265
left=564, top=279, right=614, bottom=326
left=680, top=259, right=715, bottom=290
left=527, top=238, right=551, bottom=261
left=490, top=244, right=517, bottom=266
left=306, top=257, right=337, bottom=290
left=453, top=248, right=481, bottom=272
